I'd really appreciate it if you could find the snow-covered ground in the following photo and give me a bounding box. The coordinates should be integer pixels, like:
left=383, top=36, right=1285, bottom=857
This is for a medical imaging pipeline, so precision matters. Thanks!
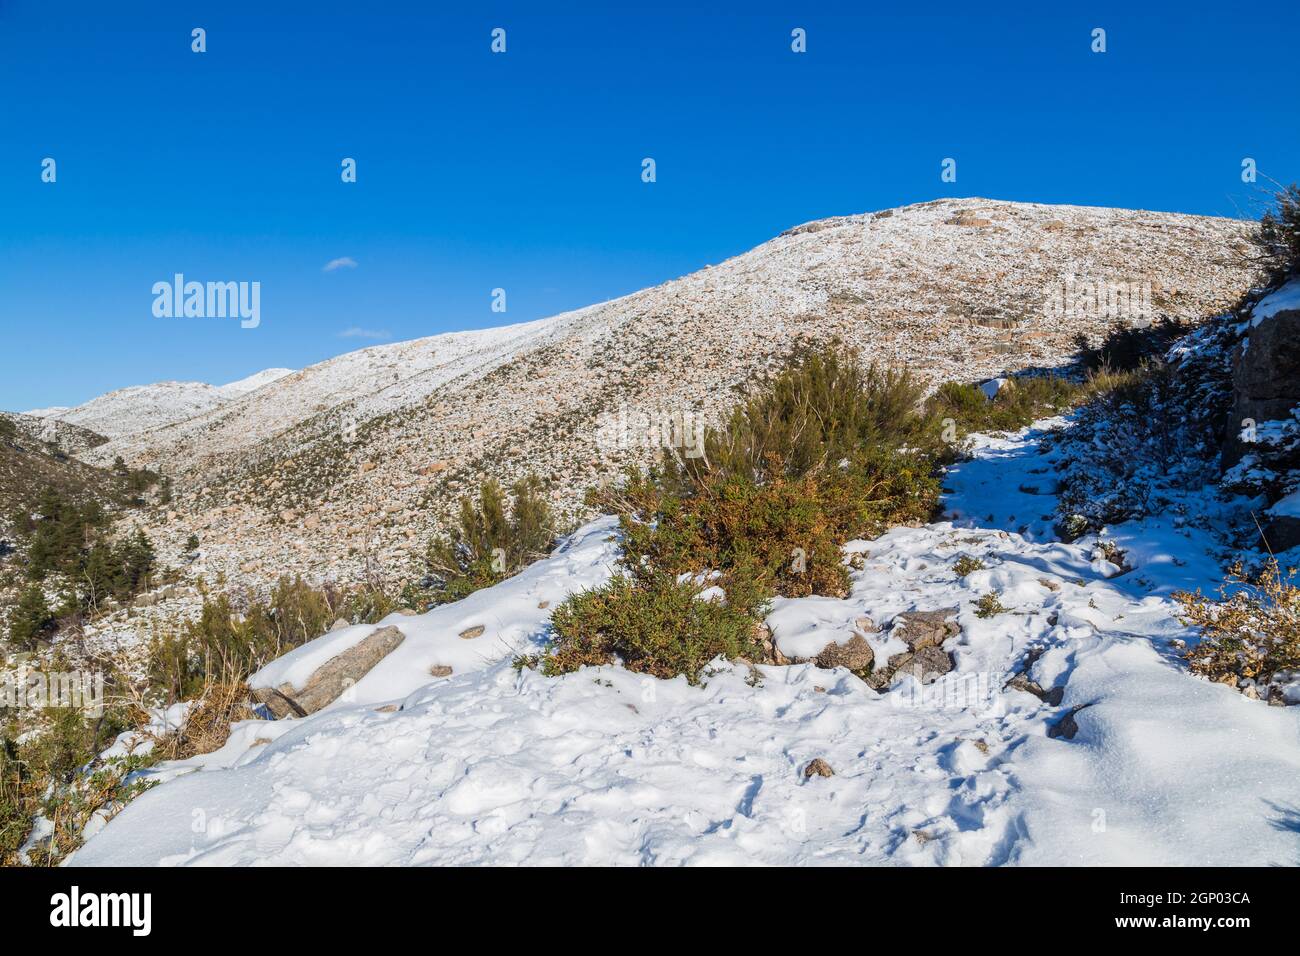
left=71, top=420, right=1300, bottom=866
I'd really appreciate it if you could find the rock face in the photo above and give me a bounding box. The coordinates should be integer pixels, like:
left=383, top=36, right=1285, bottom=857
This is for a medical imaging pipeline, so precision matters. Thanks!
left=887, top=645, right=955, bottom=685
left=1231, top=306, right=1300, bottom=426
left=1225, top=287, right=1300, bottom=550
left=252, top=625, right=406, bottom=719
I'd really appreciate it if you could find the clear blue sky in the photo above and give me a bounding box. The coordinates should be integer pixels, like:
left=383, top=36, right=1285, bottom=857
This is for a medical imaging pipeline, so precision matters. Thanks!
left=2, top=0, right=1297, bottom=411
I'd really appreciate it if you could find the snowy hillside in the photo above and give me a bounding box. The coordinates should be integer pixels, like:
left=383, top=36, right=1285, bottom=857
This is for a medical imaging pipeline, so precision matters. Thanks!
left=70, top=417, right=1300, bottom=866
left=25, top=368, right=294, bottom=439
left=50, top=199, right=1258, bottom=596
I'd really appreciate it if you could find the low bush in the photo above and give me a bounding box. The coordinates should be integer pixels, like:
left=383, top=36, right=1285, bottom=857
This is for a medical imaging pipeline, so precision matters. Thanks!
left=974, top=592, right=1008, bottom=618
left=926, top=374, right=1080, bottom=436
left=666, top=347, right=947, bottom=488
left=0, top=703, right=147, bottom=866
left=1176, top=559, right=1300, bottom=699
left=425, top=476, right=555, bottom=604
left=551, top=344, right=946, bottom=683
left=542, top=573, right=763, bottom=684
left=146, top=575, right=392, bottom=704
left=952, top=555, right=985, bottom=576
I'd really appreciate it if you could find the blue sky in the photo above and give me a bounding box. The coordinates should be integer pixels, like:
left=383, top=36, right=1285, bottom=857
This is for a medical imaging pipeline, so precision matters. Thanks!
left=1, top=1, right=1297, bottom=411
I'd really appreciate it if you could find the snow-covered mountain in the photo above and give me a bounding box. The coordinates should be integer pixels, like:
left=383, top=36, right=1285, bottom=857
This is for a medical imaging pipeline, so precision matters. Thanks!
left=24, top=368, right=294, bottom=439
left=40, top=199, right=1260, bottom=589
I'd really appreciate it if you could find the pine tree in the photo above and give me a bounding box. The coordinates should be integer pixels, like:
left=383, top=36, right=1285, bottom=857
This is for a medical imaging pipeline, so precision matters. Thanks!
left=8, top=585, right=55, bottom=650
left=425, top=476, right=555, bottom=596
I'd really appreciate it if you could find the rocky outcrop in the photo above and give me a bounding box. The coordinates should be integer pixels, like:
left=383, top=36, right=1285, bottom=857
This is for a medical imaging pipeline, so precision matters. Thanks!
left=864, top=608, right=960, bottom=689
left=252, top=625, right=406, bottom=719
left=890, top=608, right=960, bottom=652
left=1231, top=303, right=1300, bottom=426
left=1225, top=283, right=1300, bottom=549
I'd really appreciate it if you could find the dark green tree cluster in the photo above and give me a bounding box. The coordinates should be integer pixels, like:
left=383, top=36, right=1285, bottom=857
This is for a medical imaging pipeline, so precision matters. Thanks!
left=111, top=456, right=162, bottom=508
left=18, top=488, right=107, bottom=579
left=11, top=487, right=156, bottom=616
left=78, top=528, right=156, bottom=612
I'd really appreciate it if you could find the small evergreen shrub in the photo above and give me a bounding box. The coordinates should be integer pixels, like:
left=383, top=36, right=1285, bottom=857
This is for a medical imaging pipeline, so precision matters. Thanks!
left=425, top=476, right=555, bottom=604
left=667, top=346, right=948, bottom=488
left=952, top=555, right=985, bottom=577
left=146, top=575, right=388, bottom=703
left=0, top=704, right=145, bottom=866
left=926, top=374, right=1080, bottom=436
left=542, top=574, right=763, bottom=684
left=974, top=592, right=1008, bottom=618
left=552, top=344, right=946, bottom=683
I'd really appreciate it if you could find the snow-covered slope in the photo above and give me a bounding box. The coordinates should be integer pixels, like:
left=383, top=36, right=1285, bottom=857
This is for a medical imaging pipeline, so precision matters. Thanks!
left=215, top=368, right=295, bottom=399
left=24, top=368, right=295, bottom=439
left=71, top=418, right=1300, bottom=867
left=68, top=199, right=1259, bottom=593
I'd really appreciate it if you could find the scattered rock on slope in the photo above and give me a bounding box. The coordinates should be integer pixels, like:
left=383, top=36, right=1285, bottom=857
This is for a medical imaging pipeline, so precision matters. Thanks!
left=251, top=625, right=406, bottom=719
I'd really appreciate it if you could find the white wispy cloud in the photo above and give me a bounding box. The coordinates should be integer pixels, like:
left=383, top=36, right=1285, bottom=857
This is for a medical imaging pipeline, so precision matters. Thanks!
left=322, top=256, right=358, bottom=272
left=338, top=326, right=391, bottom=341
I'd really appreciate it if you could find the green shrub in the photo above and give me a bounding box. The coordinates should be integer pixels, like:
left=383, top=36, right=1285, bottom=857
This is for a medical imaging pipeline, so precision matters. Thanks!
left=667, top=345, right=947, bottom=488
left=974, top=592, right=1008, bottom=618
left=7, top=584, right=55, bottom=649
left=0, top=736, right=25, bottom=862
left=1, top=705, right=149, bottom=866
left=1177, top=560, right=1300, bottom=697
left=952, top=555, right=985, bottom=576
left=549, top=344, right=947, bottom=684
left=600, top=344, right=943, bottom=603
left=425, top=476, right=555, bottom=604
left=605, top=448, right=937, bottom=603
left=926, top=374, right=1080, bottom=436
left=145, top=576, right=400, bottom=703
left=542, top=574, right=764, bottom=684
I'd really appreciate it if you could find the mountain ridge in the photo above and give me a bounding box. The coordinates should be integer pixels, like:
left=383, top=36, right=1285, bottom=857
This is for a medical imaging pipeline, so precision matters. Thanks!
left=25, top=198, right=1262, bottom=590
